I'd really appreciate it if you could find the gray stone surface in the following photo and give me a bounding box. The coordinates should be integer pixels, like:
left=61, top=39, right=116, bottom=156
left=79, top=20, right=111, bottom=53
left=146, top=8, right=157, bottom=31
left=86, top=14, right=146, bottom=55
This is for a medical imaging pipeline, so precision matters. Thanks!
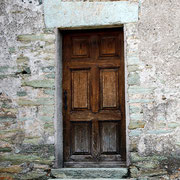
left=44, top=1, right=139, bottom=28
left=51, top=168, right=128, bottom=179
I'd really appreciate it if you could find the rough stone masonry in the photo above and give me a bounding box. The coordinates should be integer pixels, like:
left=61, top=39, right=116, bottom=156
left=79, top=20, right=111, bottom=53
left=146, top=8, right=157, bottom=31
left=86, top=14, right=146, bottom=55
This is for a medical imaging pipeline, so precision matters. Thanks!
left=0, top=0, right=180, bottom=179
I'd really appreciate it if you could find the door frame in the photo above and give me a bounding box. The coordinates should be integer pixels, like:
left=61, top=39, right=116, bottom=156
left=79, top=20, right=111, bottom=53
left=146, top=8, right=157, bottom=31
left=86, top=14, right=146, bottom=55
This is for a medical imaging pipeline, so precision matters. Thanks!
left=54, top=26, right=130, bottom=168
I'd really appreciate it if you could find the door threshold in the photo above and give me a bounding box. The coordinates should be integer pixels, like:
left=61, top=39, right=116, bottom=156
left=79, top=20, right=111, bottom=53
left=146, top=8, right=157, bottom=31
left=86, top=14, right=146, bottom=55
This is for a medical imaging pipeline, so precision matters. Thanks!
left=64, top=161, right=126, bottom=168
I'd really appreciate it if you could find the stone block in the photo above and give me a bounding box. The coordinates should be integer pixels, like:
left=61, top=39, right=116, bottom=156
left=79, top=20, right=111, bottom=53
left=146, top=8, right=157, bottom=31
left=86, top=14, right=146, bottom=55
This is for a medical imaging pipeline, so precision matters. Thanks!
left=44, top=122, right=54, bottom=129
left=130, top=166, right=140, bottom=178
left=127, top=56, right=140, bottom=65
left=51, top=168, right=128, bottom=179
left=40, top=105, right=55, bottom=113
left=23, top=137, right=40, bottom=145
left=129, top=99, right=153, bottom=103
left=147, top=130, right=173, bottom=135
left=140, top=169, right=167, bottom=177
left=136, top=161, right=160, bottom=170
left=129, top=130, right=142, bottom=136
left=45, top=73, right=55, bottom=79
left=129, top=120, right=145, bottom=130
left=43, top=89, right=55, bottom=96
left=128, top=87, right=154, bottom=94
left=15, top=171, right=47, bottom=180
left=128, top=73, right=140, bottom=85
left=0, top=165, right=22, bottom=173
left=0, top=154, right=52, bottom=165
left=36, top=98, right=54, bottom=105
left=130, top=152, right=168, bottom=163
left=17, top=34, right=55, bottom=43
left=42, top=66, right=55, bottom=73
left=9, top=47, right=16, bottom=53
left=22, top=79, right=54, bottom=88
left=17, top=91, right=27, bottom=97
left=168, top=122, right=179, bottom=128
left=39, top=116, right=53, bottom=122
left=130, top=113, right=143, bottom=120
left=0, top=66, right=9, bottom=73
left=18, top=98, right=54, bottom=106
left=129, top=106, right=141, bottom=113
left=128, top=65, right=140, bottom=72
left=0, top=147, right=12, bottom=152
left=16, top=56, right=29, bottom=64
left=44, top=1, right=139, bottom=28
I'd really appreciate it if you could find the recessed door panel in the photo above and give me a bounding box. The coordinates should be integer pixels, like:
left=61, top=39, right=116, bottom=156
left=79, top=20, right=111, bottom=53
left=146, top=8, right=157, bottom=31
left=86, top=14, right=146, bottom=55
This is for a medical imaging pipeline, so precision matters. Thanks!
left=100, top=121, right=120, bottom=154
left=100, top=36, right=116, bottom=57
left=100, top=68, right=119, bottom=109
left=71, top=122, right=91, bottom=155
left=71, top=70, right=90, bottom=110
left=71, top=37, right=90, bottom=58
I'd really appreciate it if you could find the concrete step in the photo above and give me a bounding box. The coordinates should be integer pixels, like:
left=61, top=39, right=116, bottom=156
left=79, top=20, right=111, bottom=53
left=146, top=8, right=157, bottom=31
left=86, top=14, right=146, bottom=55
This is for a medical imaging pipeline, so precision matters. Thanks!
left=50, top=168, right=128, bottom=179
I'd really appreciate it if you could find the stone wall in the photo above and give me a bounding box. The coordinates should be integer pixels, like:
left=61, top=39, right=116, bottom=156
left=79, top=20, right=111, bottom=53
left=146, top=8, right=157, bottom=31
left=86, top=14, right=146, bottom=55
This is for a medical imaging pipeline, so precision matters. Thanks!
left=125, top=0, right=180, bottom=178
left=0, top=0, right=180, bottom=179
left=0, top=0, right=56, bottom=179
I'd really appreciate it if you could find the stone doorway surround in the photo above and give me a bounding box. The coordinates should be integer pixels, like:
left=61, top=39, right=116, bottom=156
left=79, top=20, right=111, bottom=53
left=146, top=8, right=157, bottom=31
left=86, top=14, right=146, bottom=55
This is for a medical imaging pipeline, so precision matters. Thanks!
left=44, top=0, right=139, bottom=168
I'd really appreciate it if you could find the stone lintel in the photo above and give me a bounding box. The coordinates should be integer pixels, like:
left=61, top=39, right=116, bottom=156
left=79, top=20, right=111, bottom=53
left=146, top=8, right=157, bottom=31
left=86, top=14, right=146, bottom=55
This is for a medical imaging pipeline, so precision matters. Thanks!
left=44, top=1, right=139, bottom=28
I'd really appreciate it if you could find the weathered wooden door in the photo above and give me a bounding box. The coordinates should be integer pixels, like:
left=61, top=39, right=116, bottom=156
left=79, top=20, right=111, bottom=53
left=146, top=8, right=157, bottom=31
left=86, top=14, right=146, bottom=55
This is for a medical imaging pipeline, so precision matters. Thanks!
left=62, top=28, right=126, bottom=168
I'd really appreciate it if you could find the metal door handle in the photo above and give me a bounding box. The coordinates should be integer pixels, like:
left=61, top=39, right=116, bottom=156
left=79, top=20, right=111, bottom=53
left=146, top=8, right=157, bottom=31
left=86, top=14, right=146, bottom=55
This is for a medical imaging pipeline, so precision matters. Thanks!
left=64, top=90, right=67, bottom=110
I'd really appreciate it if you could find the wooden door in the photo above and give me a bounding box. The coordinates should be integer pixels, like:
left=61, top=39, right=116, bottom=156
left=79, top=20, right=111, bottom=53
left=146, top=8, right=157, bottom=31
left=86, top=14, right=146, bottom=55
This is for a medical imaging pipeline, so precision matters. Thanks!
left=62, top=28, right=126, bottom=168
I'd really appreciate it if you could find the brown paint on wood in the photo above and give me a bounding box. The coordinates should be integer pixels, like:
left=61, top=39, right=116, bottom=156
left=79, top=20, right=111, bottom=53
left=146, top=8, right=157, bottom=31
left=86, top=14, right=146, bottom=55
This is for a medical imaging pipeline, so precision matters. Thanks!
left=62, top=28, right=126, bottom=167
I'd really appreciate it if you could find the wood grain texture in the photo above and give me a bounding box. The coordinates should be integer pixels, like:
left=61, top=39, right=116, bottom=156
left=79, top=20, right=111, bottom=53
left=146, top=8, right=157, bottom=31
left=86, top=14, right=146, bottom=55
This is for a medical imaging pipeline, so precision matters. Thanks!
left=71, top=70, right=90, bottom=109
left=100, top=68, right=119, bottom=109
left=100, top=36, right=116, bottom=56
left=100, top=121, right=120, bottom=154
left=62, top=28, right=126, bottom=167
left=71, top=122, right=91, bottom=154
left=72, top=37, right=89, bottom=58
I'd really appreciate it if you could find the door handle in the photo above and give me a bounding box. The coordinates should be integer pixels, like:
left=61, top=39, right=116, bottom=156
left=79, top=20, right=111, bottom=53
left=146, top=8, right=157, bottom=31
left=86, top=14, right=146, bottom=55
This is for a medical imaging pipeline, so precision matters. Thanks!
left=64, top=90, right=67, bottom=110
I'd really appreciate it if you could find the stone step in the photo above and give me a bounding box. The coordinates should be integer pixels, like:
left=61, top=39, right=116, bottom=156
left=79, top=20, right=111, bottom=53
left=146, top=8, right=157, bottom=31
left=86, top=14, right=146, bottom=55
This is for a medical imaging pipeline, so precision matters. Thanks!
left=49, top=179, right=129, bottom=180
left=50, top=168, right=128, bottom=179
